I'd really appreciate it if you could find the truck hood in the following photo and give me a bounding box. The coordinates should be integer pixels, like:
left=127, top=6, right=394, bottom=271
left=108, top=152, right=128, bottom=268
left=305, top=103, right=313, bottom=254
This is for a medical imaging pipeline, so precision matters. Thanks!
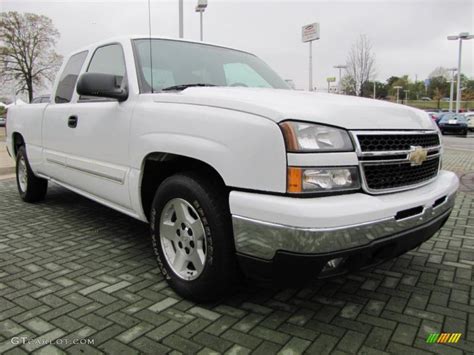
left=153, top=87, right=433, bottom=130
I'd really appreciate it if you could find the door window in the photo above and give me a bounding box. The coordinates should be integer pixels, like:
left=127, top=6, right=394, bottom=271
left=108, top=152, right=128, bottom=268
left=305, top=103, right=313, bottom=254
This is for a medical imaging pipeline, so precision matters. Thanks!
left=80, top=44, right=127, bottom=102
left=55, top=51, right=88, bottom=103
left=87, top=44, right=126, bottom=78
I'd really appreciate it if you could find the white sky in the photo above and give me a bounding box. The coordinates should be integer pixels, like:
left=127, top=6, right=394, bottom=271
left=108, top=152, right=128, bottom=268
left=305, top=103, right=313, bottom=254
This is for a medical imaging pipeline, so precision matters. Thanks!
left=2, top=0, right=473, bottom=93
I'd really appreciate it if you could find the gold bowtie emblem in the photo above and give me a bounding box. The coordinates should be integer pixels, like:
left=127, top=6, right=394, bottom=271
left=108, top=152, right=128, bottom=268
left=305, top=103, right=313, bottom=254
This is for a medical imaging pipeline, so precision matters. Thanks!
left=408, top=146, right=428, bottom=166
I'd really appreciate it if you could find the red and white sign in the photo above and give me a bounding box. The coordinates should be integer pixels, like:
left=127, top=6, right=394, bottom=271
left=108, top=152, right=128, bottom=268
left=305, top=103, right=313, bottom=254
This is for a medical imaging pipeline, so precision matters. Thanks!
left=302, top=23, right=320, bottom=43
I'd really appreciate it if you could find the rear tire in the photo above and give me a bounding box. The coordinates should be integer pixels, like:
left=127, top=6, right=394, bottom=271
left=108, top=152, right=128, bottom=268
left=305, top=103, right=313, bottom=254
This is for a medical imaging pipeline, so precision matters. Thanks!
left=16, top=146, right=48, bottom=202
left=150, top=172, right=239, bottom=302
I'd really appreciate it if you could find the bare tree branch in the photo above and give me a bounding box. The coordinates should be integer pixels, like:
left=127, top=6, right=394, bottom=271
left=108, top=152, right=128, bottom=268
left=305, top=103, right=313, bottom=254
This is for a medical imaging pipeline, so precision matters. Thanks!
left=344, top=35, right=376, bottom=96
left=0, top=11, right=63, bottom=102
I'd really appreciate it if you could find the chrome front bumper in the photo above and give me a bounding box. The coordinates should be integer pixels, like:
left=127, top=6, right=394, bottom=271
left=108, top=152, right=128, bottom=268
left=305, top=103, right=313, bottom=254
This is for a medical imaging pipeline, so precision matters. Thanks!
left=231, top=171, right=459, bottom=260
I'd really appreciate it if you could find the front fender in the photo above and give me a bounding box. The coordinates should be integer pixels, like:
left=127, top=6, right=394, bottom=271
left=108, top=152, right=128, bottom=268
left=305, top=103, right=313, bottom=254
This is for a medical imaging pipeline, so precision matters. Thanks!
left=129, top=101, right=287, bottom=193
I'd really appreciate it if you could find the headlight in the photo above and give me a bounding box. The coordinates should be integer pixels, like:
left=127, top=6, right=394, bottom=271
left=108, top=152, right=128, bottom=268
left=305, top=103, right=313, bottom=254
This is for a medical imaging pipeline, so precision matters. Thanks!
left=280, top=121, right=353, bottom=152
left=288, top=166, right=360, bottom=193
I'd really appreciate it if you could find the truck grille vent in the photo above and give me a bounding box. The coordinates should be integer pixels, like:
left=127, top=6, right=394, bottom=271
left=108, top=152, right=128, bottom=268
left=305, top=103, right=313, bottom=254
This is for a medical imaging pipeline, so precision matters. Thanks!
left=354, top=132, right=441, bottom=193
left=357, top=134, right=440, bottom=151
left=364, top=157, right=440, bottom=190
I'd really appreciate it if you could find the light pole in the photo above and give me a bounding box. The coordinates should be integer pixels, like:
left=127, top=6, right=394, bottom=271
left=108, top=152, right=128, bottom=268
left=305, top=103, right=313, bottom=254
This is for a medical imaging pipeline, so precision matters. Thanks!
left=333, top=65, right=346, bottom=94
left=179, top=0, right=183, bottom=38
left=373, top=80, right=376, bottom=99
left=448, top=32, right=473, bottom=113
left=394, top=86, right=402, bottom=104
left=447, top=68, right=457, bottom=112
left=404, top=90, right=409, bottom=105
left=195, top=0, right=208, bottom=41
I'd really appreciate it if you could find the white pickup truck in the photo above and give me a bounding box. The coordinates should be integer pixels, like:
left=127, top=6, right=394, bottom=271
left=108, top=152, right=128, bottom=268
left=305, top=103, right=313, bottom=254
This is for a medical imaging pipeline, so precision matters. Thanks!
left=6, top=36, right=459, bottom=301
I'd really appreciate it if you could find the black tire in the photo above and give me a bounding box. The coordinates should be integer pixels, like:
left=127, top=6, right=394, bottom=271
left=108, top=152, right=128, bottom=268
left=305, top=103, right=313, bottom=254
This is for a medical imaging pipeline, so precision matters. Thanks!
left=150, top=171, right=239, bottom=302
left=16, top=146, right=48, bottom=202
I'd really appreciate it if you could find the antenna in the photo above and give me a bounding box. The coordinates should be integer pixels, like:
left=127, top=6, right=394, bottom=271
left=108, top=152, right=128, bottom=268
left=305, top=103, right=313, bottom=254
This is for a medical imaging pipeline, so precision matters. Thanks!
left=147, top=0, right=154, bottom=93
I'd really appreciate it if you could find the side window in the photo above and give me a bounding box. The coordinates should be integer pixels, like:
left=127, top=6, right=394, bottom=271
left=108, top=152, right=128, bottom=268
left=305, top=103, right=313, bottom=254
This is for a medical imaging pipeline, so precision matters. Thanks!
left=224, top=62, right=271, bottom=88
left=80, top=44, right=126, bottom=102
left=87, top=44, right=126, bottom=78
left=55, top=51, right=88, bottom=103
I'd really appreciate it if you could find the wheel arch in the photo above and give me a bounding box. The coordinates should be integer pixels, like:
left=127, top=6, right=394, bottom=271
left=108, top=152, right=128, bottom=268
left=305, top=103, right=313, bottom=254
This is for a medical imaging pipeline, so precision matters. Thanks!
left=11, top=132, right=25, bottom=158
left=139, top=152, right=228, bottom=220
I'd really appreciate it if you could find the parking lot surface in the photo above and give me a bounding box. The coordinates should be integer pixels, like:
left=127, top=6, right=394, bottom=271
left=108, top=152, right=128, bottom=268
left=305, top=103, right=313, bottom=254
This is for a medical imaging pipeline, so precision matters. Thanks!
left=0, top=142, right=473, bottom=354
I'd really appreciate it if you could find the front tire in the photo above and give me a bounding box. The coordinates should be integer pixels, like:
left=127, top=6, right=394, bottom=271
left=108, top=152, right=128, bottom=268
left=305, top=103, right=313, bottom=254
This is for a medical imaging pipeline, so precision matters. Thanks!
left=150, top=172, right=239, bottom=302
left=16, top=146, right=48, bottom=202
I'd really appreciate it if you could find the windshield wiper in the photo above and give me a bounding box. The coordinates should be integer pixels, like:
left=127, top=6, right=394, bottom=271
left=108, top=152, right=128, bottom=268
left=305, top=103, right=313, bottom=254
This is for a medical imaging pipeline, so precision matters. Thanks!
left=161, top=83, right=216, bottom=91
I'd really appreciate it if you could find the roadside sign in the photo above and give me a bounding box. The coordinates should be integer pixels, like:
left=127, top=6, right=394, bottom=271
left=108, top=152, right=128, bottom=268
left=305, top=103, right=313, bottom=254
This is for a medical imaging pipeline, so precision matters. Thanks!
left=326, top=77, right=336, bottom=83
left=302, top=23, right=320, bottom=43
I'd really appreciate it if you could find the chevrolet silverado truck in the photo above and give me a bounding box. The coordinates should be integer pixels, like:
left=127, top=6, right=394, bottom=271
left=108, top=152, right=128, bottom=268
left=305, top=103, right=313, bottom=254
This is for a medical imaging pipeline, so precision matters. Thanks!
left=6, top=36, right=459, bottom=301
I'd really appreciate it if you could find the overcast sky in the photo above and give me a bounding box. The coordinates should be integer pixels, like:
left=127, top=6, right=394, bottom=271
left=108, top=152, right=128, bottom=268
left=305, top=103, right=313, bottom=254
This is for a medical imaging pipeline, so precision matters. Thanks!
left=2, top=0, right=473, bottom=93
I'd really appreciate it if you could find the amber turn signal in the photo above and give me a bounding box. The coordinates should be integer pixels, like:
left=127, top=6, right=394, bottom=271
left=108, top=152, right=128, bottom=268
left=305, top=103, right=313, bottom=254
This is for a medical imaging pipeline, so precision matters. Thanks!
left=287, top=167, right=302, bottom=193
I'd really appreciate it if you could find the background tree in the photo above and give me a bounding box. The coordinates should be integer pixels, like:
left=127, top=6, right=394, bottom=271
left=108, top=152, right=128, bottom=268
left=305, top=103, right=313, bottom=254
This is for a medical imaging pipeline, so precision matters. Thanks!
left=408, top=80, right=425, bottom=100
left=344, top=34, right=376, bottom=96
left=386, top=76, right=400, bottom=87
left=0, top=11, right=62, bottom=102
left=427, top=76, right=449, bottom=109
left=340, top=75, right=357, bottom=95
left=360, top=80, right=387, bottom=99
left=429, top=67, right=450, bottom=81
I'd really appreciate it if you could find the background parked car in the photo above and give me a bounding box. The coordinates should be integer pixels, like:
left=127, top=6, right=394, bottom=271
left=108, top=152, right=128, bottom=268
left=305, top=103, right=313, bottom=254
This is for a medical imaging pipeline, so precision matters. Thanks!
left=31, top=95, right=50, bottom=104
left=0, top=116, right=5, bottom=127
left=426, top=111, right=441, bottom=122
left=465, top=112, right=474, bottom=131
left=437, top=113, right=468, bottom=136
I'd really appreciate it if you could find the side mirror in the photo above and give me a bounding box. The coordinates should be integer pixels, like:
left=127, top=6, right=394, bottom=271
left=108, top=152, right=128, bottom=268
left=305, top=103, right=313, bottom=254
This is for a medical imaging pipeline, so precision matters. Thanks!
left=76, top=72, right=128, bottom=102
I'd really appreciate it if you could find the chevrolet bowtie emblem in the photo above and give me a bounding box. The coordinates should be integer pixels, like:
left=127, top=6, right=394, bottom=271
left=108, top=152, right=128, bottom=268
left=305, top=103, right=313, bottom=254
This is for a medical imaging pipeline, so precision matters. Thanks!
left=408, top=146, right=428, bottom=166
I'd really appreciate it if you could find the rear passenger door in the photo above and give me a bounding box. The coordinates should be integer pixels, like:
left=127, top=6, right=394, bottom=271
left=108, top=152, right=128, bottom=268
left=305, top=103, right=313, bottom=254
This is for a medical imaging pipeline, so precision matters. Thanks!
left=42, top=51, right=88, bottom=181
left=62, top=43, right=134, bottom=210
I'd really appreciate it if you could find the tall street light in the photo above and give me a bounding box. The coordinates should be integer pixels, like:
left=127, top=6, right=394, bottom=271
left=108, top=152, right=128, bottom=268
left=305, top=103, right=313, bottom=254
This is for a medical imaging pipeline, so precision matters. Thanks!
left=179, top=0, right=184, bottom=38
left=447, top=32, right=474, bottom=113
left=195, top=0, right=208, bottom=41
left=333, top=64, right=346, bottom=94
left=447, top=68, right=457, bottom=112
left=394, top=86, right=402, bottom=104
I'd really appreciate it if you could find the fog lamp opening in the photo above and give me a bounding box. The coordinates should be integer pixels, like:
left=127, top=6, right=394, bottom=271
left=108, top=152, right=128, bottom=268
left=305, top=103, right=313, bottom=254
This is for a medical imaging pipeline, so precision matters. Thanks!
left=322, top=257, right=345, bottom=272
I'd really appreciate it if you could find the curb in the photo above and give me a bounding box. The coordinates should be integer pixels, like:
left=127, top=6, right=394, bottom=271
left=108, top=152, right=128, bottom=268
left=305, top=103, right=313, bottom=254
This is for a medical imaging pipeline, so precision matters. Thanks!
left=0, top=167, right=15, bottom=175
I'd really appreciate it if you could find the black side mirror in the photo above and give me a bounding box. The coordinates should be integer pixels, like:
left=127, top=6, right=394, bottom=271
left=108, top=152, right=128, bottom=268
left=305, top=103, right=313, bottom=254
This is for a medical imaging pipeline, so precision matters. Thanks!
left=76, top=72, right=128, bottom=102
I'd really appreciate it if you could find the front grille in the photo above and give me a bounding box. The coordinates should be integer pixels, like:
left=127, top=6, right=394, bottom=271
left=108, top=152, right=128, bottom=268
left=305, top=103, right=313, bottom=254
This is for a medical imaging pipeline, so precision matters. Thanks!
left=363, top=157, right=440, bottom=190
left=357, top=134, right=440, bottom=151
left=354, top=131, right=442, bottom=193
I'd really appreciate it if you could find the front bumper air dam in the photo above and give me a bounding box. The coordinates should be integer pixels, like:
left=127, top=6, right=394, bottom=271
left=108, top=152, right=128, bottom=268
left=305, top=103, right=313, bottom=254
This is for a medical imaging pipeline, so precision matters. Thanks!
left=237, top=208, right=451, bottom=284
left=230, top=170, right=459, bottom=284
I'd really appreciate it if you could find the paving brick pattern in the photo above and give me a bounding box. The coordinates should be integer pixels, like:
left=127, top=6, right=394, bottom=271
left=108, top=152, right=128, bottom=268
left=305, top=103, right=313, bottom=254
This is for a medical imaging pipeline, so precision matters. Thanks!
left=0, top=148, right=473, bottom=354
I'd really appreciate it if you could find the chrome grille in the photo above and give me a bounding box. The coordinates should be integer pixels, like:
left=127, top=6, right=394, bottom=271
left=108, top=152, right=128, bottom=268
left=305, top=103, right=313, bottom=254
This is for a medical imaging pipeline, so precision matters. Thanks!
left=353, top=131, right=441, bottom=194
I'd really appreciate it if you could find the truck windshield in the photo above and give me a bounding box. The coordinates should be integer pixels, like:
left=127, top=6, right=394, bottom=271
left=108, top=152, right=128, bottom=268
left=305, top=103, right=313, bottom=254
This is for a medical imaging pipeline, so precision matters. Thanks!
left=133, top=39, right=289, bottom=92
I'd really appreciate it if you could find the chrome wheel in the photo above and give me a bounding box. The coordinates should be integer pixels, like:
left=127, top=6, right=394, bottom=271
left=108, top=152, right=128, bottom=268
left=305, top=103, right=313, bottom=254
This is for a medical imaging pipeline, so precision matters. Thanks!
left=159, top=198, right=207, bottom=280
left=18, top=156, right=28, bottom=192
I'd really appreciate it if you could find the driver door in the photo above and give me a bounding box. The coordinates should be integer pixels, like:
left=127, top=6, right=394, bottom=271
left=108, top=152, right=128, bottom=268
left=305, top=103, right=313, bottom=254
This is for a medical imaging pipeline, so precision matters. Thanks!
left=63, top=43, right=134, bottom=210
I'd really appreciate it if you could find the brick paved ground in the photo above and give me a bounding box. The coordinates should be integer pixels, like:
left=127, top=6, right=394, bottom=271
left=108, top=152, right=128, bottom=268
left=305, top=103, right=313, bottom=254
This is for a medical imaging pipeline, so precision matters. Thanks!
left=0, top=146, right=473, bottom=355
